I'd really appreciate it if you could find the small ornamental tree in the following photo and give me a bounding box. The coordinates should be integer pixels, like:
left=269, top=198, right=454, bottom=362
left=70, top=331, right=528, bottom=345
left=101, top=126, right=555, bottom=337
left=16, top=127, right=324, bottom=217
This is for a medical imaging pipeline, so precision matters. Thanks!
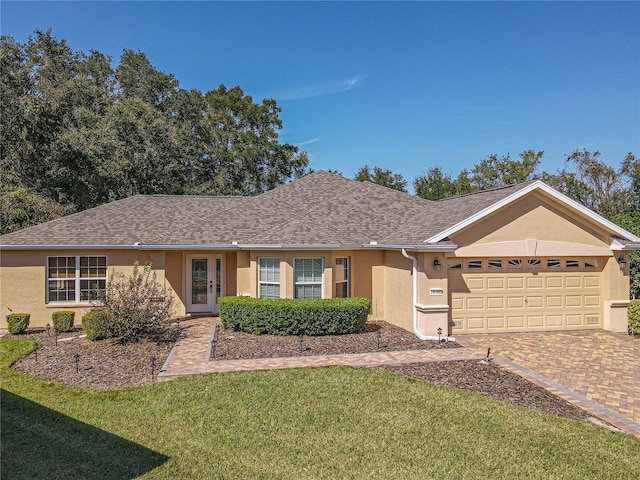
left=96, top=262, right=174, bottom=342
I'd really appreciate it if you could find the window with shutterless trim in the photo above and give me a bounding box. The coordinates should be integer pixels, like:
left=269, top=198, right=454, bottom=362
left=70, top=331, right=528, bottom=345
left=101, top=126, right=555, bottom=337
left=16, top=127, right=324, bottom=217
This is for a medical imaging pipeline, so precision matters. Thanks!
left=47, top=256, right=107, bottom=302
left=294, top=257, right=323, bottom=300
left=258, top=257, right=280, bottom=298
left=335, top=257, right=350, bottom=298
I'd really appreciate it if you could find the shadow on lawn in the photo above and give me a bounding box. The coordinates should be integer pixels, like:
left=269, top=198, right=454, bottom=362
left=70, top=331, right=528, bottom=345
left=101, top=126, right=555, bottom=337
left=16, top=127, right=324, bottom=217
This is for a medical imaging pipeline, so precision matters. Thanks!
left=0, top=389, right=168, bottom=480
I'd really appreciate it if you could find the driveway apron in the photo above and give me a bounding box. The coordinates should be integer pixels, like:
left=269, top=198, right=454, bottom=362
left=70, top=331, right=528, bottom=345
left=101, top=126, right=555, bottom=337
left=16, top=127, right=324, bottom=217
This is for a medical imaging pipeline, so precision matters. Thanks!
left=461, top=331, right=640, bottom=438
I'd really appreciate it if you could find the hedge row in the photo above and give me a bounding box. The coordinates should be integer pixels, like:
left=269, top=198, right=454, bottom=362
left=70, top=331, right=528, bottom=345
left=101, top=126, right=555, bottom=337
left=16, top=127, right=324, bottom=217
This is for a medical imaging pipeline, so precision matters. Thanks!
left=629, top=300, right=640, bottom=335
left=219, top=297, right=371, bottom=336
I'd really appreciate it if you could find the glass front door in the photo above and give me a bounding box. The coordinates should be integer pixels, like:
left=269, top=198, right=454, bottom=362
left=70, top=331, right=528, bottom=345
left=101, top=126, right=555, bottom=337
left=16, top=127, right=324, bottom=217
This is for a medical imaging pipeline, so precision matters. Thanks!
left=186, top=255, right=222, bottom=313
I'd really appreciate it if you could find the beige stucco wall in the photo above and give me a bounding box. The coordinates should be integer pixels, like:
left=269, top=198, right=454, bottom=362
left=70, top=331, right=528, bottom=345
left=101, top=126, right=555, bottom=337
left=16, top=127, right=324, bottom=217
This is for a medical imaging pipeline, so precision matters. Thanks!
left=0, top=249, right=152, bottom=329
left=452, top=192, right=611, bottom=249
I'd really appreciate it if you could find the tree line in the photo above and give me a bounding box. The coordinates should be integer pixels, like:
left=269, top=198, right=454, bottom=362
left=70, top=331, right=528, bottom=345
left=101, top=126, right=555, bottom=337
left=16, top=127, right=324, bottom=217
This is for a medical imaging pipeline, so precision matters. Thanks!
left=1, top=30, right=308, bottom=234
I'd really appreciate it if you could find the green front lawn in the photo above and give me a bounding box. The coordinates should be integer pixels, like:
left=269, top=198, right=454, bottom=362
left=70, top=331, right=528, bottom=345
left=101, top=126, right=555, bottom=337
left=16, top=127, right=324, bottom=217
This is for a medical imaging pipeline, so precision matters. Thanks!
left=1, top=339, right=638, bottom=479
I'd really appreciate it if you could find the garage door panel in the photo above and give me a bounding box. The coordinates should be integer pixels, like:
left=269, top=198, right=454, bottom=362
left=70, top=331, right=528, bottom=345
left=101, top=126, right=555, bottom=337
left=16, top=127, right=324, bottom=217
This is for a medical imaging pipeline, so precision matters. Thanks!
left=487, top=316, right=506, bottom=329
left=507, top=296, right=524, bottom=308
left=507, top=277, right=524, bottom=289
left=547, top=315, right=563, bottom=326
left=527, top=296, right=543, bottom=308
left=584, top=276, right=600, bottom=288
left=584, top=295, right=600, bottom=306
left=467, top=298, right=484, bottom=309
left=546, top=296, right=562, bottom=308
left=526, top=277, right=543, bottom=289
left=451, top=265, right=602, bottom=334
left=566, top=314, right=583, bottom=326
left=467, top=317, right=485, bottom=329
left=546, top=276, right=562, bottom=288
left=527, top=315, right=544, bottom=327
left=565, top=277, right=581, bottom=288
left=467, top=277, right=484, bottom=290
left=487, top=297, right=504, bottom=309
left=565, top=295, right=581, bottom=307
left=507, top=316, right=525, bottom=328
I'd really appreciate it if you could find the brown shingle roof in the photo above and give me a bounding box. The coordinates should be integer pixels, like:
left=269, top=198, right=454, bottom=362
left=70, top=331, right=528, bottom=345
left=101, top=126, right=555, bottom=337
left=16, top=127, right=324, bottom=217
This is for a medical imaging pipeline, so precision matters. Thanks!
left=0, top=172, right=537, bottom=248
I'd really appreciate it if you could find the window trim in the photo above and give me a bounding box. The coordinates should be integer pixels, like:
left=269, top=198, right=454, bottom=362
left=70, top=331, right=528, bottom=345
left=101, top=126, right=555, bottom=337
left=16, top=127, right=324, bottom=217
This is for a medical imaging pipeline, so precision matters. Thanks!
left=335, top=257, right=350, bottom=298
left=293, top=257, right=324, bottom=300
left=257, top=257, right=280, bottom=299
left=47, top=255, right=108, bottom=303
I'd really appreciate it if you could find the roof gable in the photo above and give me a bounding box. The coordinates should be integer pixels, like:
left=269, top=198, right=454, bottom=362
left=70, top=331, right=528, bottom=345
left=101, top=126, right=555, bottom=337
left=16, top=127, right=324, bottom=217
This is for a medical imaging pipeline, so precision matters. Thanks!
left=424, top=180, right=640, bottom=244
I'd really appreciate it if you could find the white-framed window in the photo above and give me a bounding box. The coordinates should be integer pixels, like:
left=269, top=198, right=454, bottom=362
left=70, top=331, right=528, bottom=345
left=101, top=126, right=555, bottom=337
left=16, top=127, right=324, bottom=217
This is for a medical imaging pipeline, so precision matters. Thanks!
left=47, top=256, right=107, bottom=303
left=335, top=257, right=350, bottom=298
left=488, top=259, right=502, bottom=269
left=294, top=257, right=323, bottom=300
left=258, top=257, right=280, bottom=299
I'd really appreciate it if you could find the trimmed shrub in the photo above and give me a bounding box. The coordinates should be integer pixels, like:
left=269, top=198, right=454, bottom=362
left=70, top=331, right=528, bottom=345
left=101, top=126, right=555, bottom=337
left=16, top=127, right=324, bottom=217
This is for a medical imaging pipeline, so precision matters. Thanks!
left=6, top=313, right=30, bottom=334
left=629, top=300, right=640, bottom=336
left=95, top=262, right=174, bottom=342
left=82, top=308, right=110, bottom=341
left=52, top=311, right=75, bottom=332
left=219, top=297, right=371, bottom=336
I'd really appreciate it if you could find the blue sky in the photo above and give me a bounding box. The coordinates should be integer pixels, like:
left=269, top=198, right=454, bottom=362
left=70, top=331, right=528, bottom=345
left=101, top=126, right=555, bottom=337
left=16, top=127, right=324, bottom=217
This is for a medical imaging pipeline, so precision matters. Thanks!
left=2, top=1, right=639, bottom=189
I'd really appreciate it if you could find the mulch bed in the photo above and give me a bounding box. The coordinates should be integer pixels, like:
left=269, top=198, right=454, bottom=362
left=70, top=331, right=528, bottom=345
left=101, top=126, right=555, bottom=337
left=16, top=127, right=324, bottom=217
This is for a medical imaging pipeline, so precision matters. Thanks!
left=7, top=327, right=180, bottom=390
left=378, top=361, right=593, bottom=422
left=210, top=321, right=459, bottom=360
left=4, top=321, right=602, bottom=425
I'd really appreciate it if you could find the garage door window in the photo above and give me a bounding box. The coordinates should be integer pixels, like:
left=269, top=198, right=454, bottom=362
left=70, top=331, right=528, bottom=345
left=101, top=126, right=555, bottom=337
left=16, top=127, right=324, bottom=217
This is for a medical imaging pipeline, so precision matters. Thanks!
left=508, top=259, right=522, bottom=268
left=528, top=259, right=542, bottom=268
left=467, top=260, right=482, bottom=269
left=488, top=259, right=502, bottom=268
left=566, top=260, right=580, bottom=268
left=547, top=259, right=561, bottom=268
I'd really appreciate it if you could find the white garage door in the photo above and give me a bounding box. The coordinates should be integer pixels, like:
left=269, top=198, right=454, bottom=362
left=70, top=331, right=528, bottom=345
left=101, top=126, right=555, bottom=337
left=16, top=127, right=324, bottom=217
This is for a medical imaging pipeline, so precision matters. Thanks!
left=450, top=258, right=603, bottom=334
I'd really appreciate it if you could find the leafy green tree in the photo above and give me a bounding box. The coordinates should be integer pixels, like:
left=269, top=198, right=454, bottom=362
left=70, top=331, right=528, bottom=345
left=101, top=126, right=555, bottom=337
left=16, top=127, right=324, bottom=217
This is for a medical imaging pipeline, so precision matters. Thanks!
left=354, top=165, right=407, bottom=192
left=414, top=166, right=463, bottom=200
left=469, top=150, right=543, bottom=190
left=542, top=150, right=635, bottom=218
left=615, top=212, right=640, bottom=299
left=0, top=30, right=308, bottom=232
left=191, top=85, right=308, bottom=196
left=0, top=188, right=68, bottom=235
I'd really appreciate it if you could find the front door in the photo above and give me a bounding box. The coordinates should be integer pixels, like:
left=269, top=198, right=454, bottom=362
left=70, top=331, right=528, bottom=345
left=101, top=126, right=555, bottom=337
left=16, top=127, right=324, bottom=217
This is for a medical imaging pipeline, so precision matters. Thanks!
left=186, top=255, right=222, bottom=314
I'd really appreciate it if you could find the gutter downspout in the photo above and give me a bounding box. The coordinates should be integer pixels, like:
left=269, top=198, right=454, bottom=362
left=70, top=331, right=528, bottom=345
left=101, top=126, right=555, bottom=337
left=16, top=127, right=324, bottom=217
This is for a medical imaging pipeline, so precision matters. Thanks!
left=402, top=248, right=455, bottom=342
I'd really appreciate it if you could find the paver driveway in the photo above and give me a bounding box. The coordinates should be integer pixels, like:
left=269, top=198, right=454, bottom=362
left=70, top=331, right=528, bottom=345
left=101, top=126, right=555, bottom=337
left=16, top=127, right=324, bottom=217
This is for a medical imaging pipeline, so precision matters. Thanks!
left=461, top=331, right=640, bottom=437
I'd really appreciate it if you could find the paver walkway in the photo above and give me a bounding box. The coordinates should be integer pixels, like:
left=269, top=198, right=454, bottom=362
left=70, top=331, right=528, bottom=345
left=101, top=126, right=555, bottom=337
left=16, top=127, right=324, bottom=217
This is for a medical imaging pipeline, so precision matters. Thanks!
left=160, top=318, right=640, bottom=438
left=462, top=331, right=640, bottom=438
left=159, top=317, right=488, bottom=376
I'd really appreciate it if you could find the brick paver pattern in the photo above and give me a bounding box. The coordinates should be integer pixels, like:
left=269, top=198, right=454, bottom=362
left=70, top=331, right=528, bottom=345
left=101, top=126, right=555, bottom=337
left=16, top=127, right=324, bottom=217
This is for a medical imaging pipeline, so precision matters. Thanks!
left=462, top=331, right=639, bottom=437
left=160, top=318, right=639, bottom=438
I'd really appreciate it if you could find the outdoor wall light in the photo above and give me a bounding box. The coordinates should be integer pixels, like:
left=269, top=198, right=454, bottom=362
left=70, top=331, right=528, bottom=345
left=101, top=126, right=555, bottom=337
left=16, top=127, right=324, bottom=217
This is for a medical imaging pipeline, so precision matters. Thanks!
left=433, top=257, right=441, bottom=271
left=437, top=327, right=443, bottom=345
left=618, top=256, right=627, bottom=268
